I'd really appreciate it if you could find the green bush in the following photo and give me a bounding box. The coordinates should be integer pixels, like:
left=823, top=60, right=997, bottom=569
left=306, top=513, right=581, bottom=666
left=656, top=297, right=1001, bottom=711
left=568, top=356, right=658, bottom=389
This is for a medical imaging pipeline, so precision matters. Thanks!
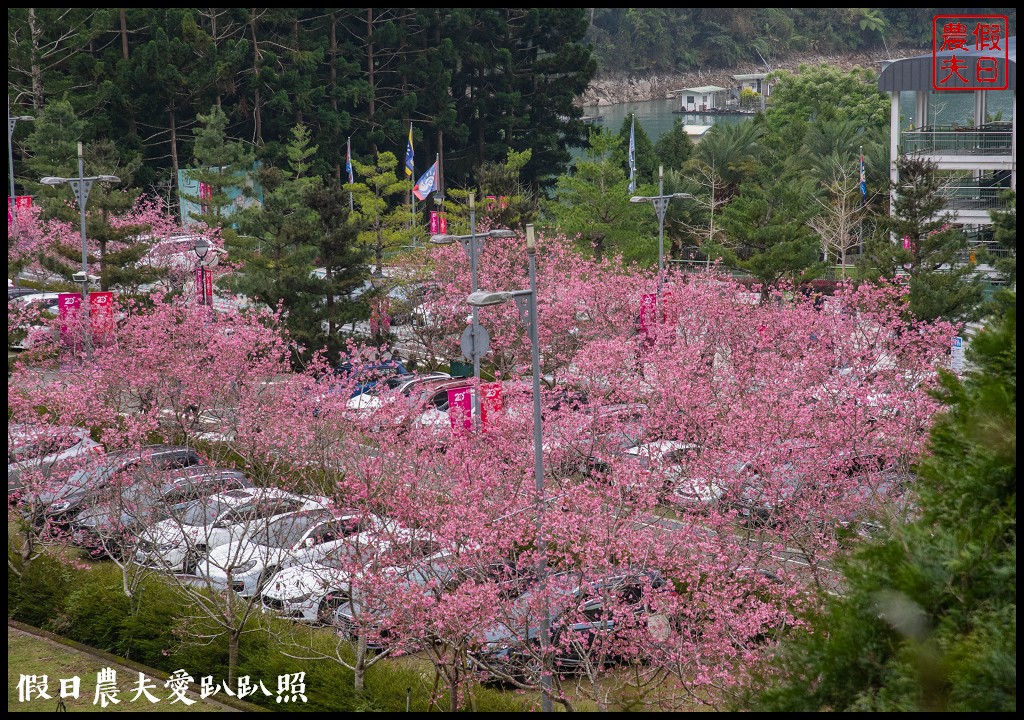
left=7, top=556, right=536, bottom=712
left=7, top=554, right=76, bottom=629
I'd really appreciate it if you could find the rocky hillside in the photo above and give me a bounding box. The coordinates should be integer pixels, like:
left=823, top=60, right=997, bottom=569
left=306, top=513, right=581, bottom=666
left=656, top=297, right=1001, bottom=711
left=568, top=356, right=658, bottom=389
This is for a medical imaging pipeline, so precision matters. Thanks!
left=578, top=48, right=929, bottom=106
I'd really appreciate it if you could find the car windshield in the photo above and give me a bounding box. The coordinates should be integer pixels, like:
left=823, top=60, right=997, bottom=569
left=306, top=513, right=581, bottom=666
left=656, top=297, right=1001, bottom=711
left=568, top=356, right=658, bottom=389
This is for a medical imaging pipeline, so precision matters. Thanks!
left=180, top=498, right=234, bottom=526
left=9, top=428, right=84, bottom=462
left=249, top=513, right=325, bottom=549
left=64, top=459, right=125, bottom=491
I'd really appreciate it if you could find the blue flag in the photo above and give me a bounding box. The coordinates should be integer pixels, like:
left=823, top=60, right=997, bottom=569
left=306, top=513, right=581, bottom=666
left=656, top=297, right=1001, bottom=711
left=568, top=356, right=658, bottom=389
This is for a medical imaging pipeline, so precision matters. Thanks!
left=628, top=116, right=636, bottom=193
left=404, top=124, right=414, bottom=178
left=859, top=147, right=866, bottom=199
left=346, top=137, right=354, bottom=185
left=413, top=160, right=437, bottom=201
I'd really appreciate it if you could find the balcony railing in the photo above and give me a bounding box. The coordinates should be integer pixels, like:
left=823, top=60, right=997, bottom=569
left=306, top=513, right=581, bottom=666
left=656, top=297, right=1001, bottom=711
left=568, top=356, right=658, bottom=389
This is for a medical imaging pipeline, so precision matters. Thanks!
left=901, top=123, right=1013, bottom=156
left=938, top=184, right=1014, bottom=212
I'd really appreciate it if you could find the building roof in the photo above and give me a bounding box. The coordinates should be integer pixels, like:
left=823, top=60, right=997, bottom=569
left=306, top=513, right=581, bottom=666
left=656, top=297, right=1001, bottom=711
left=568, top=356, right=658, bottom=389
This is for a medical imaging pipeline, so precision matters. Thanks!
left=683, top=124, right=713, bottom=137
left=878, top=35, right=1015, bottom=91
left=674, top=85, right=727, bottom=94
left=732, top=73, right=769, bottom=81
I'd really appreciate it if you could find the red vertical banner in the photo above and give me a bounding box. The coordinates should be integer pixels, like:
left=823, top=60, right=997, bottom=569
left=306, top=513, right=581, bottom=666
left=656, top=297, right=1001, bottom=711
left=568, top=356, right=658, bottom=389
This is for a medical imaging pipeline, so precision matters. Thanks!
left=429, top=211, right=449, bottom=235
left=661, top=289, right=673, bottom=323
left=195, top=268, right=213, bottom=305
left=57, top=293, right=82, bottom=347
left=639, top=293, right=657, bottom=337
left=8, top=195, right=32, bottom=224
left=198, top=181, right=212, bottom=215
left=447, top=386, right=473, bottom=434
left=480, top=382, right=503, bottom=430
left=89, top=291, right=115, bottom=346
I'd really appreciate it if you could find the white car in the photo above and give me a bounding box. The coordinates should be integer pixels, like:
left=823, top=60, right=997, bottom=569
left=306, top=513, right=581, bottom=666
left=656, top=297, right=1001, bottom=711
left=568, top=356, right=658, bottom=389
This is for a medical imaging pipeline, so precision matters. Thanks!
left=260, top=527, right=446, bottom=629
left=134, top=487, right=314, bottom=574
left=625, top=440, right=729, bottom=508
left=344, top=372, right=452, bottom=415
left=8, top=424, right=103, bottom=497
left=8, top=292, right=61, bottom=350
left=133, top=234, right=222, bottom=273
left=198, top=507, right=375, bottom=597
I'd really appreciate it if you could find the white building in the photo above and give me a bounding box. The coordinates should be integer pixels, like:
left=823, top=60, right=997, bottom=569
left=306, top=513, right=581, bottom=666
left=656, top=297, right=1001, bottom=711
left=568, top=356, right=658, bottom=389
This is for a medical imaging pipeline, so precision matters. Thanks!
left=675, top=86, right=727, bottom=113
left=877, top=37, right=1016, bottom=228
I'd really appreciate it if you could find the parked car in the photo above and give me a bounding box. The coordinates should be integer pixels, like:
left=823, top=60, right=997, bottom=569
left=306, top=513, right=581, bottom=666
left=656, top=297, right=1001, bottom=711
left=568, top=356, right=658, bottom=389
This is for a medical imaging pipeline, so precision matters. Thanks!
left=71, top=468, right=251, bottom=559
left=8, top=286, right=39, bottom=301
left=8, top=424, right=103, bottom=497
left=548, top=402, right=650, bottom=478
left=29, top=444, right=206, bottom=530
left=198, top=503, right=375, bottom=597
left=344, top=372, right=453, bottom=416
left=132, top=233, right=221, bottom=273
left=8, top=292, right=61, bottom=350
left=134, top=486, right=314, bottom=574
left=469, top=568, right=668, bottom=683
left=258, top=517, right=432, bottom=625
left=332, top=358, right=409, bottom=398
left=624, top=440, right=732, bottom=508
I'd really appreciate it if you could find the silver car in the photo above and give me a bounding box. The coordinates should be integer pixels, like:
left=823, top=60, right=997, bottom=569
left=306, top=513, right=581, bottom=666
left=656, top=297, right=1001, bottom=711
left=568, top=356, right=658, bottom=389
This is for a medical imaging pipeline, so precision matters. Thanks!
left=8, top=424, right=103, bottom=497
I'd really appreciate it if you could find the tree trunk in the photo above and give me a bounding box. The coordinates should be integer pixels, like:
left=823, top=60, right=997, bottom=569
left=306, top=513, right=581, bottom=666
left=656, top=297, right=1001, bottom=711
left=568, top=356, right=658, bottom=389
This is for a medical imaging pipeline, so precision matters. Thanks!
left=353, top=632, right=367, bottom=693
left=28, top=9, right=44, bottom=110
left=249, top=10, right=262, bottom=145
left=118, top=9, right=137, bottom=135
left=329, top=13, right=340, bottom=183
left=228, top=630, right=240, bottom=686
left=366, top=9, right=377, bottom=157
left=169, top=104, right=179, bottom=216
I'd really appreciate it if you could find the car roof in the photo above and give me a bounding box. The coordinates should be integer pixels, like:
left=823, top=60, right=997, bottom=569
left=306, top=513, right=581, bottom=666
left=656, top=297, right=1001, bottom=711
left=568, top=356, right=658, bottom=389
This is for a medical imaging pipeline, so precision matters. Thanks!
left=10, top=292, right=61, bottom=304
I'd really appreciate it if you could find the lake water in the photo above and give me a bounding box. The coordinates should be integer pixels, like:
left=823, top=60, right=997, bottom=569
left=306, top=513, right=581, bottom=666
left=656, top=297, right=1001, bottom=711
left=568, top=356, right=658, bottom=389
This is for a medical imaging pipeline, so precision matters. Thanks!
left=577, top=87, right=1014, bottom=151
left=580, top=97, right=749, bottom=147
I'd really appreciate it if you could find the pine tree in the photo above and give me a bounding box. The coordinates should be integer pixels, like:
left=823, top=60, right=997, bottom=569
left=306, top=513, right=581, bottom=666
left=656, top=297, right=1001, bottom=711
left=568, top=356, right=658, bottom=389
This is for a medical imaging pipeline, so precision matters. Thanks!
left=182, top=106, right=257, bottom=228
left=744, top=292, right=1016, bottom=712
left=861, top=156, right=984, bottom=324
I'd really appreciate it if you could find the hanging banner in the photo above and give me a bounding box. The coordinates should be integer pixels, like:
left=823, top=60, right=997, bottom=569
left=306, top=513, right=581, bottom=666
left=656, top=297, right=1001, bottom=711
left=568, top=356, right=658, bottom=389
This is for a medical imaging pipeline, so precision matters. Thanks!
left=89, top=291, right=115, bottom=346
left=195, top=268, right=213, bottom=305
left=57, top=293, right=82, bottom=347
left=480, top=382, right=503, bottom=429
left=7, top=195, right=32, bottom=224
left=429, top=211, right=448, bottom=235
left=639, top=293, right=657, bottom=337
left=447, top=386, right=473, bottom=434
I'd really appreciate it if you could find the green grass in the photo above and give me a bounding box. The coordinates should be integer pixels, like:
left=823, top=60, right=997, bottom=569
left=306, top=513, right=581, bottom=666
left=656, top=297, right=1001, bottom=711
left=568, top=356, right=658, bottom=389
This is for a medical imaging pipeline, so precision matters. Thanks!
left=7, top=626, right=245, bottom=712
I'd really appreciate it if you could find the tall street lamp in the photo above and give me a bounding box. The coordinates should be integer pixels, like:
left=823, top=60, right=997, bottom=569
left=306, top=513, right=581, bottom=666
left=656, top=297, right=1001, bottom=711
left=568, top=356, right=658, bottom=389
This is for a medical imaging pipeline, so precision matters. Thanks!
left=630, top=165, right=692, bottom=312
left=467, top=224, right=552, bottom=712
left=8, top=98, right=34, bottom=231
left=194, top=235, right=210, bottom=306
left=430, top=196, right=514, bottom=427
left=40, top=142, right=120, bottom=356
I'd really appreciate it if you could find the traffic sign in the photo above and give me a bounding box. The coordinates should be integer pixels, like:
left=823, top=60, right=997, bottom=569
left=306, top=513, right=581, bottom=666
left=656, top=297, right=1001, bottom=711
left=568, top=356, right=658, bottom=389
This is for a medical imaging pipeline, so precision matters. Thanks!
left=460, top=324, right=490, bottom=360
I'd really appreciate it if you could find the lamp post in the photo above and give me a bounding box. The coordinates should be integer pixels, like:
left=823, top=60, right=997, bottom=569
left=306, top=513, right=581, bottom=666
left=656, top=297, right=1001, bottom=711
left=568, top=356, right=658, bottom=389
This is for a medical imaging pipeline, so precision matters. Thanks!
left=467, top=224, right=552, bottom=712
left=40, top=142, right=120, bottom=357
left=430, top=198, right=514, bottom=428
left=8, top=98, right=34, bottom=231
left=630, top=165, right=692, bottom=312
left=193, top=235, right=210, bottom=306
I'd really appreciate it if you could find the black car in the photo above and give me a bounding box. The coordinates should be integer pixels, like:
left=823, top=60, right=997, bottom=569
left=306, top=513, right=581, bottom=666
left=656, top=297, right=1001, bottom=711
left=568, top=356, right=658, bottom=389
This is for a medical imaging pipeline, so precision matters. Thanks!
left=31, top=444, right=205, bottom=531
left=71, top=467, right=250, bottom=559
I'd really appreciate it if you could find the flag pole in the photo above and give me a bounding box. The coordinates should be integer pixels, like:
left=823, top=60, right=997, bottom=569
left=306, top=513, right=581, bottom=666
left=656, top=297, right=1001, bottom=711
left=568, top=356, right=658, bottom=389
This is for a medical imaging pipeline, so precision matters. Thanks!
left=858, top=144, right=865, bottom=259
left=347, top=136, right=354, bottom=212
left=405, top=121, right=417, bottom=246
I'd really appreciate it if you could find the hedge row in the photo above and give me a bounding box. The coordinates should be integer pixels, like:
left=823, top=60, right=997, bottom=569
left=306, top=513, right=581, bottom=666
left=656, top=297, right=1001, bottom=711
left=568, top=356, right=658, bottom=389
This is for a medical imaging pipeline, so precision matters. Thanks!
left=7, top=555, right=531, bottom=712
